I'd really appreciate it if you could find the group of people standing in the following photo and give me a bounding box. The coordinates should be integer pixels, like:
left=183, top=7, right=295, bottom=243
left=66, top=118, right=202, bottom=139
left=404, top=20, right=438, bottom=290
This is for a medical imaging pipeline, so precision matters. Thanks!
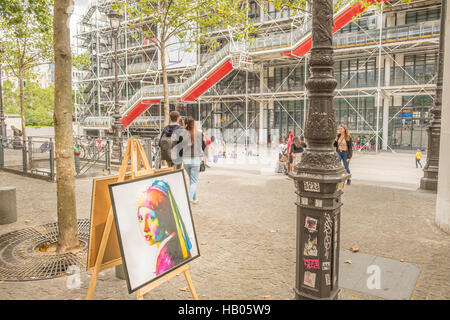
left=160, top=113, right=355, bottom=202
left=278, top=133, right=307, bottom=175
left=278, top=124, right=353, bottom=185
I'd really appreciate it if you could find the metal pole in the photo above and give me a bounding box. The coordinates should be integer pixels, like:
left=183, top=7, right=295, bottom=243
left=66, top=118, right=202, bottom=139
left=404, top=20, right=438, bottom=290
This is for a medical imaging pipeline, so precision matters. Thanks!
left=290, top=0, right=348, bottom=300
left=28, top=137, right=32, bottom=171
left=106, top=139, right=111, bottom=174
left=0, top=136, right=4, bottom=168
left=303, top=56, right=308, bottom=130
left=198, top=99, right=201, bottom=124
left=0, top=46, right=6, bottom=138
left=22, top=143, right=28, bottom=173
left=159, top=102, right=162, bottom=134
left=112, top=28, right=123, bottom=160
left=245, top=0, right=249, bottom=149
left=420, top=0, right=446, bottom=191
left=245, top=69, right=249, bottom=149
left=375, top=4, right=383, bottom=153
left=49, top=138, right=55, bottom=181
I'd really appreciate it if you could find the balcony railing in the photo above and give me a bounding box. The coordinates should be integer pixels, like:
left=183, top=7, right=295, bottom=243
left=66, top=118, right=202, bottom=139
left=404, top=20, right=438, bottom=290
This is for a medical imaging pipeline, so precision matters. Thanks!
left=83, top=116, right=112, bottom=127
left=128, top=116, right=164, bottom=127
left=334, top=20, right=440, bottom=48
left=202, top=66, right=436, bottom=96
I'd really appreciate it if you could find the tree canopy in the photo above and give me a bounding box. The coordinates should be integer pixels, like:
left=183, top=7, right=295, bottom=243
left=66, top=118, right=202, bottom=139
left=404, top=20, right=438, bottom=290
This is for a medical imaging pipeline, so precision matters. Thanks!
left=2, top=78, right=54, bottom=127
left=0, top=0, right=54, bottom=143
left=0, top=0, right=53, bottom=77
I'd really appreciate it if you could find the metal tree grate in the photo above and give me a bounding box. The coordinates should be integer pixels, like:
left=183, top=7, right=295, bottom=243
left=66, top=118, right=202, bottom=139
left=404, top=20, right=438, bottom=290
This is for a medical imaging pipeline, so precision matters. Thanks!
left=0, top=219, right=90, bottom=281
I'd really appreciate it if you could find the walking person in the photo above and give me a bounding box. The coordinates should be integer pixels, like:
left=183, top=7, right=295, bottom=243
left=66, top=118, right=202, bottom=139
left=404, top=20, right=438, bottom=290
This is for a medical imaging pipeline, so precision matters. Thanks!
left=158, top=111, right=183, bottom=169
left=334, top=124, right=353, bottom=185
left=203, top=131, right=211, bottom=168
left=286, top=133, right=294, bottom=172
left=415, top=149, right=423, bottom=168
left=181, top=117, right=207, bottom=204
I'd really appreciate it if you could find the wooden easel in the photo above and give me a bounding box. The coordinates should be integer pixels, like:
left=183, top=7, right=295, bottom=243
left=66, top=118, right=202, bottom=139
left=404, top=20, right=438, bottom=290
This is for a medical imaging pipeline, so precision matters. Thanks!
left=86, top=139, right=198, bottom=300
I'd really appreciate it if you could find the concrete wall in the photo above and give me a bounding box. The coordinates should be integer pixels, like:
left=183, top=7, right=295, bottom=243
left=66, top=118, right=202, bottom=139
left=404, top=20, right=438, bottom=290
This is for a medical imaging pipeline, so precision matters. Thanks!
left=26, top=127, right=54, bottom=137
left=436, top=2, right=450, bottom=233
left=4, top=117, right=81, bottom=138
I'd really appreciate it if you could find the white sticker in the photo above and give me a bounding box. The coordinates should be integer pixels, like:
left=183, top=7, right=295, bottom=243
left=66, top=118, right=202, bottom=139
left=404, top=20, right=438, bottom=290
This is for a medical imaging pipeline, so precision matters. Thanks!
left=304, top=181, right=320, bottom=192
left=325, top=274, right=331, bottom=286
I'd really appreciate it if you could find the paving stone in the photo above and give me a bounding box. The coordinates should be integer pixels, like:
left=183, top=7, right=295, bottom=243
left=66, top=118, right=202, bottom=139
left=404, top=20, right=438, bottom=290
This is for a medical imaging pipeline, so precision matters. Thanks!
left=339, top=250, right=422, bottom=300
left=0, top=152, right=449, bottom=300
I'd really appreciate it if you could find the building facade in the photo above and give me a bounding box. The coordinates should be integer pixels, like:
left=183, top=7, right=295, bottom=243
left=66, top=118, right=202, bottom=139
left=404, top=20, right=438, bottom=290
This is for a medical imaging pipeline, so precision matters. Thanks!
left=74, top=0, right=440, bottom=150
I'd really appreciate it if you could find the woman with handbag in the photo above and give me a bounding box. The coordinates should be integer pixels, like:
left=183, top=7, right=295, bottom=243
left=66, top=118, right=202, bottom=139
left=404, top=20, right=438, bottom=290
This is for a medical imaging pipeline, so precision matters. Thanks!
left=333, top=124, right=353, bottom=185
left=181, top=117, right=207, bottom=204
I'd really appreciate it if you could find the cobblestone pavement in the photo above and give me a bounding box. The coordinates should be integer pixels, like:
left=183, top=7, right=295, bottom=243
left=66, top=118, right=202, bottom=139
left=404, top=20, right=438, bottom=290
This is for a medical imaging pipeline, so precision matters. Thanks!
left=0, top=152, right=449, bottom=300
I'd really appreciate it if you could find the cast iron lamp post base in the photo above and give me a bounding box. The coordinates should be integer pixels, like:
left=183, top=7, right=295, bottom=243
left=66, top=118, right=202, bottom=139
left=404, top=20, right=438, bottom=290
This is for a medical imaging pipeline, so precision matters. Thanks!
left=420, top=0, right=446, bottom=191
left=289, top=0, right=349, bottom=300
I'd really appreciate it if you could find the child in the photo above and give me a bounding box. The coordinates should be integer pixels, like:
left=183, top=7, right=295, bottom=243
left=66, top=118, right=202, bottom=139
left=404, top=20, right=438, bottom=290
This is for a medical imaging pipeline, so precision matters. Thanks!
left=415, top=149, right=422, bottom=168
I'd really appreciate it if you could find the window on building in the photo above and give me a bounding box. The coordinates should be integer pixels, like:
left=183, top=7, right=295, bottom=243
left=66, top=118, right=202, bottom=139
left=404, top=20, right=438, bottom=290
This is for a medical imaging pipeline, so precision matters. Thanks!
left=405, top=7, right=441, bottom=24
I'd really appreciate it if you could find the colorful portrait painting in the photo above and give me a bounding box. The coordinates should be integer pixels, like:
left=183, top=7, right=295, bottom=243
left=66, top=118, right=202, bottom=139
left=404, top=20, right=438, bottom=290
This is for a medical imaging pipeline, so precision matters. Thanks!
left=109, top=170, right=199, bottom=293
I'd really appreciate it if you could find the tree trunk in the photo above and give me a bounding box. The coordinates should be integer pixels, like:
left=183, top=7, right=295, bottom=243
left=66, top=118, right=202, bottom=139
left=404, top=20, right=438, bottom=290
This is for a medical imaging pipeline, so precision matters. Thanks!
left=18, top=71, right=26, bottom=149
left=54, top=0, right=79, bottom=253
left=160, top=43, right=170, bottom=126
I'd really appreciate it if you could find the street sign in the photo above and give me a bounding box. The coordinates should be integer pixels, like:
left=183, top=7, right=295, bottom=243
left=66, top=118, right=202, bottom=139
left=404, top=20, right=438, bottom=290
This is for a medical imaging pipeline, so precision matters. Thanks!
left=398, top=109, right=413, bottom=119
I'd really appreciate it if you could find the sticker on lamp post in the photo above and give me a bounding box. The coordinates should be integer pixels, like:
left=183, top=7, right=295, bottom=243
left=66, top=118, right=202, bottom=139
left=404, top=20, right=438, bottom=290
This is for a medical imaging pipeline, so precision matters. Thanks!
left=304, top=181, right=320, bottom=192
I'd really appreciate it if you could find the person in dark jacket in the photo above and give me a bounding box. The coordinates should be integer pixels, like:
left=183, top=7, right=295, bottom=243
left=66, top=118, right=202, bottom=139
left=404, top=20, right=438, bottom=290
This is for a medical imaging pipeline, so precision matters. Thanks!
left=333, top=124, right=353, bottom=185
left=289, top=136, right=307, bottom=170
left=159, top=111, right=183, bottom=169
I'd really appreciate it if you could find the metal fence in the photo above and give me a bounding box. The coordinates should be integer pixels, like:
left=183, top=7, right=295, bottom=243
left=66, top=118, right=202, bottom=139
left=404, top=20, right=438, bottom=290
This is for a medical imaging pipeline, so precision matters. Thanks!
left=0, top=135, right=159, bottom=181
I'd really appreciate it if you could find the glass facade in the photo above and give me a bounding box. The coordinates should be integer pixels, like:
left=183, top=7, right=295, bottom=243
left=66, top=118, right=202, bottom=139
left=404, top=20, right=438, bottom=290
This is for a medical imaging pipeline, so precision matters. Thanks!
left=405, top=7, right=441, bottom=24
left=76, top=1, right=440, bottom=151
left=389, top=96, right=433, bottom=150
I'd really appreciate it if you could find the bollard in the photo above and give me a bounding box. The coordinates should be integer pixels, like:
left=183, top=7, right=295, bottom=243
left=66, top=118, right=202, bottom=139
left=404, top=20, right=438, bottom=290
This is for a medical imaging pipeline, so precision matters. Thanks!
left=0, top=187, right=17, bottom=225
left=115, top=264, right=126, bottom=280
left=22, top=144, right=28, bottom=173
left=106, top=140, right=111, bottom=174
left=28, top=137, right=33, bottom=170
left=74, top=154, right=81, bottom=175
left=49, top=139, right=55, bottom=181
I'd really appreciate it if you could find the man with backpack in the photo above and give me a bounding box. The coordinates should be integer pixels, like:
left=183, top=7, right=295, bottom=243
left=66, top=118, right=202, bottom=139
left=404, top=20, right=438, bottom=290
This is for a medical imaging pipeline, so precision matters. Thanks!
left=158, top=111, right=183, bottom=169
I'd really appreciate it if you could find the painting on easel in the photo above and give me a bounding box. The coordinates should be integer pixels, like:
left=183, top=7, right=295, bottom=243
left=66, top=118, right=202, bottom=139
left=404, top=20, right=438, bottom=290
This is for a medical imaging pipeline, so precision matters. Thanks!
left=109, top=169, right=200, bottom=293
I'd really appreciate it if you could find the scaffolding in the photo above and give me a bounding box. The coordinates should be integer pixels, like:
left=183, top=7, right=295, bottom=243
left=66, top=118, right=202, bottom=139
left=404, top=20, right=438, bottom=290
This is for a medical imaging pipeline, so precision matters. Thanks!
left=73, top=0, right=440, bottom=151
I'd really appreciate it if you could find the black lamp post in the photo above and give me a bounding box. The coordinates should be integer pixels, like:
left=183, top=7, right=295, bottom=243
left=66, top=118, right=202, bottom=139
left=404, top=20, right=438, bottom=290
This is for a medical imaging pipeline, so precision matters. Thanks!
left=289, top=0, right=348, bottom=300
left=420, top=0, right=446, bottom=191
left=108, top=9, right=123, bottom=160
left=0, top=45, right=6, bottom=138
